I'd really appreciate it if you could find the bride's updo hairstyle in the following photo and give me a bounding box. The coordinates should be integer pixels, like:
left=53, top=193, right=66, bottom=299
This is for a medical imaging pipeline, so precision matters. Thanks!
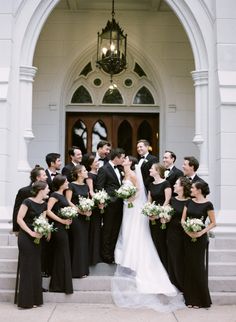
left=152, top=163, right=166, bottom=179
left=31, top=181, right=48, bottom=197
left=128, top=156, right=138, bottom=170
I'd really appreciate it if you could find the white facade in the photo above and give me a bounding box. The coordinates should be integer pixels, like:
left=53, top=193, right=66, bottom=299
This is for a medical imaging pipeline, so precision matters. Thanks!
left=0, top=0, right=236, bottom=222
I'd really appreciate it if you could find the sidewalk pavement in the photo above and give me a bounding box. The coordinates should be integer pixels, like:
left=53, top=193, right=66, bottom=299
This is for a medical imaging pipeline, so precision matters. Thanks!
left=1, top=303, right=236, bottom=322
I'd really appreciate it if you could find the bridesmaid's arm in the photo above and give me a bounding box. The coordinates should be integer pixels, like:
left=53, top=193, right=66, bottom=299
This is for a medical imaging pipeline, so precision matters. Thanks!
left=65, top=189, right=77, bottom=207
left=147, top=191, right=152, bottom=202
left=17, top=204, right=42, bottom=239
left=47, top=197, right=72, bottom=226
left=163, top=187, right=172, bottom=206
left=193, top=210, right=216, bottom=238
left=86, top=177, right=95, bottom=197
left=181, top=205, right=187, bottom=226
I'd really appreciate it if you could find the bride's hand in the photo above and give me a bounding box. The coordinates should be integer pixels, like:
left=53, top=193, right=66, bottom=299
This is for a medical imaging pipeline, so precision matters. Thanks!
left=127, top=195, right=135, bottom=203
left=149, top=215, right=157, bottom=221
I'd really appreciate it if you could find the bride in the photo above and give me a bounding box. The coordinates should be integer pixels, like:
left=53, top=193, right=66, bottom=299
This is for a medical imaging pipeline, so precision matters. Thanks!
left=112, top=156, right=184, bottom=312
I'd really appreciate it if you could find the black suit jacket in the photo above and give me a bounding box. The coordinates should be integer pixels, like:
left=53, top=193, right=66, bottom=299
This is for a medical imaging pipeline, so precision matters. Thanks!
left=96, top=162, right=121, bottom=199
left=140, top=153, right=159, bottom=190
left=191, top=174, right=205, bottom=184
left=62, top=162, right=75, bottom=182
left=12, top=184, right=33, bottom=232
left=166, top=166, right=183, bottom=194
left=45, top=169, right=60, bottom=193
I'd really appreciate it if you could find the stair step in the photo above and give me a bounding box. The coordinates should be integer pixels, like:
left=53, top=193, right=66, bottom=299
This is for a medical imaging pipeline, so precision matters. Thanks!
left=209, top=262, right=236, bottom=276
left=209, top=237, right=236, bottom=249
left=0, top=234, right=17, bottom=247
left=211, top=292, right=236, bottom=305
left=209, top=249, right=236, bottom=262
left=0, top=259, right=17, bottom=274
left=0, top=247, right=18, bottom=259
left=209, top=276, right=236, bottom=292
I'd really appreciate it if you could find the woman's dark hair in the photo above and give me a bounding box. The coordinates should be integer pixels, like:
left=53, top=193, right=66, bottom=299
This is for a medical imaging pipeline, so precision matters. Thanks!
left=71, top=164, right=84, bottom=181
left=30, top=165, right=45, bottom=183
left=52, top=175, right=67, bottom=191
left=194, top=180, right=210, bottom=197
left=31, top=181, right=48, bottom=196
left=82, top=153, right=96, bottom=171
left=178, top=176, right=191, bottom=198
left=152, top=163, right=166, bottom=179
left=128, top=155, right=138, bottom=170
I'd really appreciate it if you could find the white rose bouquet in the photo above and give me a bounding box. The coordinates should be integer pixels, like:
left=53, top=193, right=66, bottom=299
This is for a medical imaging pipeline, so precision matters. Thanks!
left=141, top=202, right=162, bottom=225
left=158, top=205, right=174, bottom=229
left=182, top=217, right=205, bottom=242
left=92, top=189, right=110, bottom=214
left=33, top=214, right=55, bottom=244
left=77, top=196, right=95, bottom=221
left=115, top=183, right=137, bottom=208
left=59, top=206, right=78, bottom=229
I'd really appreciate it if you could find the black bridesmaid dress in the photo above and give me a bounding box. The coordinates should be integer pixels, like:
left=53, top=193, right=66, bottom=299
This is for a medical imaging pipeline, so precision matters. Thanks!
left=88, top=172, right=102, bottom=265
left=183, top=199, right=213, bottom=308
left=148, top=180, right=171, bottom=271
left=17, top=198, right=47, bottom=308
left=68, top=182, right=90, bottom=278
left=49, top=192, right=73, bottom=294
left=167, top=197, right=188, bottom=291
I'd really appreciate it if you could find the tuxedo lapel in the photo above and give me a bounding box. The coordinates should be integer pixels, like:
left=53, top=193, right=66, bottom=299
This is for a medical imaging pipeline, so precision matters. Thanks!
left=107, top=163, right=121, bottom=184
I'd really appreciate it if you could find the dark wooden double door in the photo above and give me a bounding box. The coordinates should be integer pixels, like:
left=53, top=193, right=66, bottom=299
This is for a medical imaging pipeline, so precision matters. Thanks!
left=65, top=112, right=159, bottom=160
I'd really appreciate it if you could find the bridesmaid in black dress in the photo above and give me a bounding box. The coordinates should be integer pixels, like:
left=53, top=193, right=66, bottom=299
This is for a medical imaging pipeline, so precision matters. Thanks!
left=82, top=153, right=102, bottom=265
left=17, top=181, right=49, bottom=309
left=181, top=181, right=216, bottom=308
left=167, top=177, right=191, bottom=291
left=148, top=163, right=171, bottom=271
left=47, top=175, right=74, bottom=294
left=66, top=164, right=91, bottom=278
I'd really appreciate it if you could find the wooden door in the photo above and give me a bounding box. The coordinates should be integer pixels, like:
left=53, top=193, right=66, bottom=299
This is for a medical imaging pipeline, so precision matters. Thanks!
left=65, top=112, right=159, bottom=161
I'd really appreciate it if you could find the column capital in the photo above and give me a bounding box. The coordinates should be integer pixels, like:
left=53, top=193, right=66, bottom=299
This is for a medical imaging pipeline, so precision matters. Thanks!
left=191, top=70, right=208, bottom=86
left=19, top=65, right=38, bottom=82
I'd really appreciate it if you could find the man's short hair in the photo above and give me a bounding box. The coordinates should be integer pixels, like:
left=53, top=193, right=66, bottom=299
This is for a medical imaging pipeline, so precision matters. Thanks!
left=184, top=156, right=199, bottom=171
left=45, top=153, right=60, bottom=167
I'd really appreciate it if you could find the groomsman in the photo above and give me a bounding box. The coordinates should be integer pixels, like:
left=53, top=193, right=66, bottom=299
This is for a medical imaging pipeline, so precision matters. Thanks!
left=45, top=153, right=61, bottom=191
left=163, top=150, right=183, bottom=195
left=96, top=148, right=125, bottom=264
left=182, top=156, right=205, bottom=183
left=95, top=140, right=111, bottom=168
left=62, top=146, right=82, bottom=182
left=137, top=139, right=158, bottom=191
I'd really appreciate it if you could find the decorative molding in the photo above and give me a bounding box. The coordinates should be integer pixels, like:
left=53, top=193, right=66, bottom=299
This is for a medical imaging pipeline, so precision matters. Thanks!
left=191, top=70, right=208, bottom=86
left=19, top=65, right=38, bottom=82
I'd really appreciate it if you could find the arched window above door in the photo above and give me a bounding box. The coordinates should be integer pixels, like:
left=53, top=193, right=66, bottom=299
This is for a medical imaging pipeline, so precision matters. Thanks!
left=71, top=85, right=92, bottom=103
left=133, top=86, right=154, bottom=104
left=102, top=88, right=123, bottom=104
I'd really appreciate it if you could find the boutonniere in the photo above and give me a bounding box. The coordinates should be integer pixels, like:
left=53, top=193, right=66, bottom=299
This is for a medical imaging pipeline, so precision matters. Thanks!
left=164, top=170, right=170, bottom=179
left=120, top=171, right=125, bottom=177
left=143, top=159, right=148, bottom=163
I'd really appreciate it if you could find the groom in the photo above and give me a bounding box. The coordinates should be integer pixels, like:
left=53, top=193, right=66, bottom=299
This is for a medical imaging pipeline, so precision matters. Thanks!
left=96, top=148, right=125, bottom=264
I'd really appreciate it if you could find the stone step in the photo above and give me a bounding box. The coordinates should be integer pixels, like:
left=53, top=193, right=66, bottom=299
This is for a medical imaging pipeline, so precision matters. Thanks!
left=209, top=262, right=236, bottom=276
left=0, top=247, right=18, bottom=259
left=209, top=249, right=236, bottom=262
left=209, top=276, right=236, bottom=292
left=0, top=234, right=17, bottom=247
left=0, top=259, right=17, bottom=274
left=211, top=292, right=236, bottom=305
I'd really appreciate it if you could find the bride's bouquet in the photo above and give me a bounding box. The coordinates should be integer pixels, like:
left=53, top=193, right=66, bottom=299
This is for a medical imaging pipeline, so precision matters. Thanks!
left=115, top=183, right=137, bottom=208
left=182, top=217, right=205, bottom=242
left=158, top=205, right=174, bottom=229
left=59, top=206, right=78, bottom=229
left=33, top=214, right=55, bottom=244
left=92, top=189, right=110, bottom=214
left=141, top=202, right=162, bottom=225
left=77, top=196, right=95, bottom=221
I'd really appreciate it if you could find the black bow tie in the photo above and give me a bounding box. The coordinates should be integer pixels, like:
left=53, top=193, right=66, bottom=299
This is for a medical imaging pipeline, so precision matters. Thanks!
left=166, top=168, right=170, bottom=171
left=98, top=158, right=104, bottom=161
left=188, top=177, right=192, bottom=181
left=51, top=173, right=57, bottom=177
left=140, top=156, right=145, bottom=159
left=114, top=165, right=118, bottom=169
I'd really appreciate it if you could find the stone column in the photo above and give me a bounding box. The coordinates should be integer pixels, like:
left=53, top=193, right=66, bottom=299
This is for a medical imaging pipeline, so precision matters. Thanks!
left=18, top=65, right=37, bottom=172
left=191, top=70, right=209, bottom=181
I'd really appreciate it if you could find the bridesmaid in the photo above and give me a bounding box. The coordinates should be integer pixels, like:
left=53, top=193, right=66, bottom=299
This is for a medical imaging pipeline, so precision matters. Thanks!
left=82, top=153, right=102, bottom=265
left=167, top=177, right=191, bottom=291
left=181, top=180, right=216, bottom=308
left=17, top=181, right=49, bottom=309
left=147, top=163, right=171, bottom=271
left=47, top=175, right=74, bottom=294
left=66, top=164, right=91, bottom=278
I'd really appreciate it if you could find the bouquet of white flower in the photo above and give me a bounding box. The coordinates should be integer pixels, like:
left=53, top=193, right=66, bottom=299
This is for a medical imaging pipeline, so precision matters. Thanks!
left=115, top=183, right=137, bottom=208
left=182, top=217, right=205, bottom=242
left=158, top=205, right=175, bottom=229
left=77, top=196, right=95, bottom=221
left=92, top=189, right=110, bottom=214
left=33, top=214, right=55, bottom=244
left=141, top=202, right=162, bottom=225
left=59, top=206, right=78, bottom=229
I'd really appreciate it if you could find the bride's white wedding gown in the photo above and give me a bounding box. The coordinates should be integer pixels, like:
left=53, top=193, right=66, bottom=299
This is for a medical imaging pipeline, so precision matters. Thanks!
left=112, top=164, right=184, bottom=312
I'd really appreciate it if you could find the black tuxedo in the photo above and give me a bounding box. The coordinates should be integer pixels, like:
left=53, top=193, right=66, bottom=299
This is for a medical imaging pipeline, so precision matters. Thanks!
left=140, top=153, right=159, bottom=190
left=45, top=169, right=60, bottom=193
left=166, top=166, right=183, bottom=195
left=62, top=162, right=76, bottom=182
left=191, top=174, right=205, bottom=184
left=96, top=162, right=123, bottom=263
left=12, top=184, right=33, bottom=232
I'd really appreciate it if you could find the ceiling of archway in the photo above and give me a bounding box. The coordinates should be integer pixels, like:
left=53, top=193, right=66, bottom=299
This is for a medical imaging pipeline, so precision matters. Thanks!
left=56, top=0, right=172, bottom=12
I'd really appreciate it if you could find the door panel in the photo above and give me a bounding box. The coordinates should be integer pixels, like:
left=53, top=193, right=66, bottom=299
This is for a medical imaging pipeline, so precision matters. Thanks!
left=65, top=112, right=159, bottom=162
